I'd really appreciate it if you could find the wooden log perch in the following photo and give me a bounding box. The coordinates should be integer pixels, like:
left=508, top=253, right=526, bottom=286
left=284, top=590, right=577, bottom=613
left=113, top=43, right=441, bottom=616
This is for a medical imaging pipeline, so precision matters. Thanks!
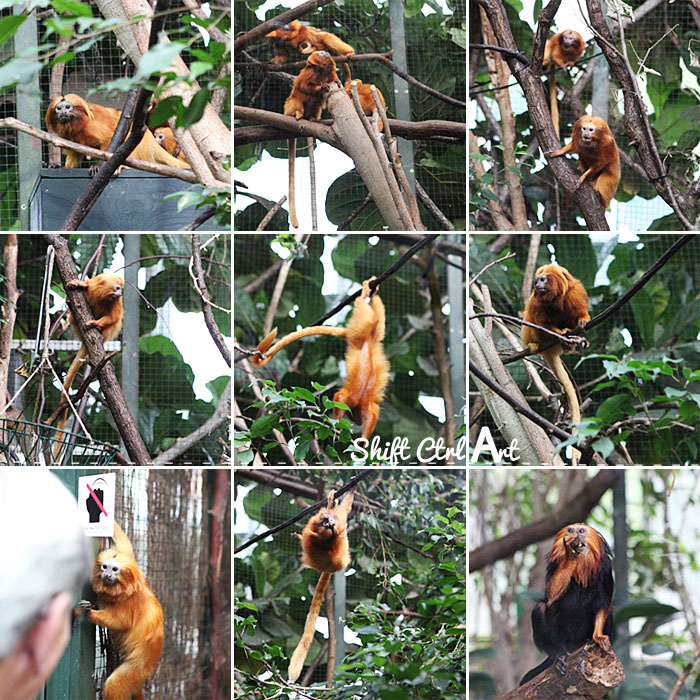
left=494, top=644, right=625, bottom=700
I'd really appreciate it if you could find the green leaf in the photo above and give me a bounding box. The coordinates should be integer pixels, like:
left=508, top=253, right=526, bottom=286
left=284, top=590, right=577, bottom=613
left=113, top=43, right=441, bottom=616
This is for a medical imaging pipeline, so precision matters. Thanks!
left=181, top=87, right=209, bottom=129
left=0, top=15, right=25, bottom=48
left=135, top=40, right=184, bottom=80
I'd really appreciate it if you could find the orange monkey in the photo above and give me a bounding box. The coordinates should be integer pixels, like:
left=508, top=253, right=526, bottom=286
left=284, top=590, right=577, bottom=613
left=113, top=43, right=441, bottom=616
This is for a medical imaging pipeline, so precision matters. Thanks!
left=522, top=264, right=589, bottom=464
left=253, top=277, right=389, bottom=440
left=345, top=79, right=386, bottom=131
left=283, top=51, right=338, bottom=228
left=266, top=19, right=354, bottom=81
left=288, top=488, right=355, bottom=682
left=550, top=115, right=620, bottom=209
left=153, top=126, right=189, bottom=164
left=46, top=94, right=189, bottom=171
left=543, top=30, right=585, bottom=138
left=76, top=523, right=164, bottom=700
left=53, top=273, right=124, bottom=457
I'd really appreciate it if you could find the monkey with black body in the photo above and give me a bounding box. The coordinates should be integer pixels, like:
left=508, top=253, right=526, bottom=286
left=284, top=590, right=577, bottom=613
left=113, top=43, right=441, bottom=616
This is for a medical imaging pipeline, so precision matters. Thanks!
left=520, top=523, right=614, bottom=685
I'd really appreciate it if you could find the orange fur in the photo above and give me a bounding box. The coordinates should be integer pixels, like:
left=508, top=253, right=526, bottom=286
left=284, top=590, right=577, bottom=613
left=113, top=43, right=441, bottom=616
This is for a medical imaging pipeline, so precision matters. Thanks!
left=46, top=94, right=189, bottom=171
left=551, top=115, right=620, bottom=209
left=546, top=523, right=607, bottom=603
left=522, top=264, right=589, bottom=464
left=345, top=79, right=386, bottom=131
left=153, top=127, right=189, bottom=164
left=252, top=277, right=389, bottom=440
left=288, top=489, right=355, bottom=682
left=76, top=523, right=164, bottom=700
left=332, top=278, right=388, bottom=440
left=53, top=273, right=124, bottom=457
left=544, top=30, right=585, bottom=70
left=543, top=30, right=585, bottom=139
left=283, top=50, right=338, bottom=228
left=284, top=51, right=338, bottom=121
left=266, top=19, right=354, bottom=80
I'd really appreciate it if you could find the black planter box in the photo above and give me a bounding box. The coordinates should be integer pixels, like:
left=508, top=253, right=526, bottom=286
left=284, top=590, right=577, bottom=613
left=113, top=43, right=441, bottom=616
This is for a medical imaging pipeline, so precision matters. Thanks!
left=30, top=168, right=220, bottom=231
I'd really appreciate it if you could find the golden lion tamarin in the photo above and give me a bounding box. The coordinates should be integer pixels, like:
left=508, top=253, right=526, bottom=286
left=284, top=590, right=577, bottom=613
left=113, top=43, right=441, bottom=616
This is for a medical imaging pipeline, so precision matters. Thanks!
left=288, top=488, right=355, bottom=682
left=283, top=50, right=338, bottom=228
left=46, top=94, right=189, bottom=171
left=522, top=264, right=590, bottom=465
left=253, top=278, right=389, bottom=440
left=266, top=19, right=354, bottom=81
left=53, top=273, right=124, bottom=457
left=153, top=126, right=189, bottom=164
left=543, top=30, right=585, bottom=139
left=551, top=115, right=620, bottom=209
left=76, top=523, right=164, bottom=700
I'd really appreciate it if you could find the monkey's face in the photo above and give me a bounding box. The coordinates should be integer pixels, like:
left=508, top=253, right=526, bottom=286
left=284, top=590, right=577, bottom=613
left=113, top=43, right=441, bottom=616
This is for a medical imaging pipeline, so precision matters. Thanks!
left=92, top=548, right=141, bottom=597
left=561, top=32, right=580, bottom=49
left=99, top=555, right=121, bottom=585
left=311, top=512, right=338, bottom=540
left=534, top=266, right=568, bottom=299
left=578, top=120, right=598, bottom=146
left=319, top=513, right=336, bottom=532
left=265, top=20, right=298, bottom=40
left=107, top=283, right=123, bottom=300
left=53, top=97, right=78, bottom=123
left=562, top=524, right=591, bottom=557
left=308, top=50, right=332, bottom=66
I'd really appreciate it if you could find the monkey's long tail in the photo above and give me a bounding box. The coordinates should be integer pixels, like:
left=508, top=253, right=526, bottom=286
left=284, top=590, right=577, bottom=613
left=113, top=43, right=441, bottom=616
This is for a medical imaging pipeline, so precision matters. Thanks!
left=549, top=73, right=559, bottom=140
left=288, top=138, right=298, bottom=228
left=288, top=571, right=332, bottom=682
left=252, top=326, right=347, bottom=367
left=547, top=351, right=581, bottom=465
left=52, top=345, right=88, bottom=459
left=520, top=655, right=556, bottom=686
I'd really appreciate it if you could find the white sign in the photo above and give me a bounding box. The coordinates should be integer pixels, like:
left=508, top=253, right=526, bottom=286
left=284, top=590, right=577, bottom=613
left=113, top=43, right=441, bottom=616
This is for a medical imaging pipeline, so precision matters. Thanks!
left=77, top=473, right=116, bottom=537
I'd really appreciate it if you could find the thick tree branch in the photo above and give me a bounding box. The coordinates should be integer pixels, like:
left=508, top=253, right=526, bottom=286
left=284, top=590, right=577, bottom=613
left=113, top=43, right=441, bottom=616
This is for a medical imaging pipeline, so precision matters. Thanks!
left=191, top=234, right=230, bottom=366
left=234, top=107, right=465, bottom=145
left=585, top=0, right=695, bottom=228
left=153, top=381, right=230, bottom=465
left=495, top=644, right=624, bottom=699
left=0, top=118, right=199, bottom=183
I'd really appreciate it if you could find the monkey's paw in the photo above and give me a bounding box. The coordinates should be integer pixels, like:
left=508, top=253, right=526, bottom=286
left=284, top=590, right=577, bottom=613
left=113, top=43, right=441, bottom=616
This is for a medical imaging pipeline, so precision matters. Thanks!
left=592, top=635, right=612, bottom=653
left=78, top=600, right=93, bottom=612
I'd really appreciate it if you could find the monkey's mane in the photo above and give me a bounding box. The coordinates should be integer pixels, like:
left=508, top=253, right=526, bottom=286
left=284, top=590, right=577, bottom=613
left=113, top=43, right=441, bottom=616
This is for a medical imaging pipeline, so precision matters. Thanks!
left=535, top=264, right=572, bottom=302
left=548, top=524, right=609, bottom=588
left=48, top=94, right=94, bottom=137
left=92, top=549, right=145, bottom=598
